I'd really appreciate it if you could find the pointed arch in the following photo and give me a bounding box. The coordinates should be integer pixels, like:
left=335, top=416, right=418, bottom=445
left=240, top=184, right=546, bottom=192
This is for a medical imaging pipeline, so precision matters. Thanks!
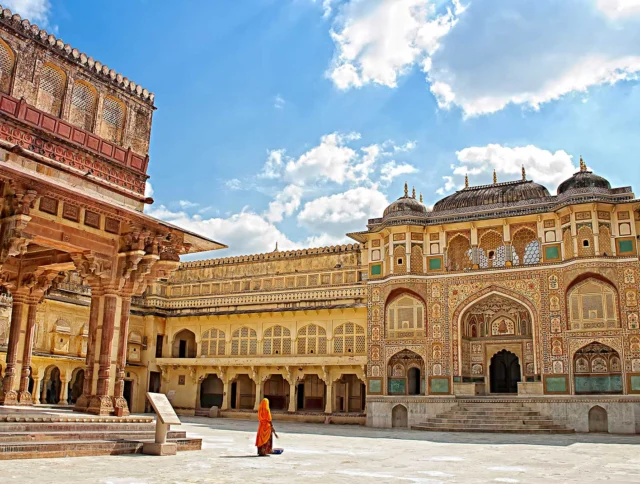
left=100, top=95, right=126, bottom=143
left=410, top=245, right=423, bottom=274
left=385, top=291, right=426, bottom=339
left=447, top=234, right=472, bottom=271
left=262, top=324, right=291, bottom=355
left=577, top=225, right=595, bottom=257
left=393, top=245, right=407, bottom=274
left=598, top=225, right=612, bottom=256
left=69, top=80, right=98, bottom=130
left=36, top=63, right=67, bottom=116
left=511, top=227, right=539, bottom=265
left=333, top=322, right=365, bottom=354
left=566, top=276, right=619, bottom=330
left=0, top=37, right=15, bottom=94
left=563, top=228, right=574, bottom=259
left=297, top=324, right=327, bottom=355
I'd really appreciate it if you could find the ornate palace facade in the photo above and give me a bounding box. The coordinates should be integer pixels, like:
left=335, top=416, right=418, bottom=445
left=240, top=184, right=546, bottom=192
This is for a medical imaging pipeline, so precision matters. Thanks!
left=0, top=6, right=639, bottom=433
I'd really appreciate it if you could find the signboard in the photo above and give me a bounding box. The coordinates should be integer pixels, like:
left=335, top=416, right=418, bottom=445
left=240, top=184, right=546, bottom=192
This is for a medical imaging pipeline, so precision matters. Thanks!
left=146, top=392, right=181, bottom=425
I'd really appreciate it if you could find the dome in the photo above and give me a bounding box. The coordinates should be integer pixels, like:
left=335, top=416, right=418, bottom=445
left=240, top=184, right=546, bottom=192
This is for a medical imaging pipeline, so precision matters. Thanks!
left=433, top=179, right=550, bottom=212
left=557, top=159, right=611, bottom=195
left=382, top=186, right=429, bottom=220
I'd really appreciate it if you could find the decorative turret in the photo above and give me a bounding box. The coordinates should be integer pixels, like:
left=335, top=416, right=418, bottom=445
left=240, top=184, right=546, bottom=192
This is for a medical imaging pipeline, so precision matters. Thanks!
left=557, top=156, right=611, bottom=195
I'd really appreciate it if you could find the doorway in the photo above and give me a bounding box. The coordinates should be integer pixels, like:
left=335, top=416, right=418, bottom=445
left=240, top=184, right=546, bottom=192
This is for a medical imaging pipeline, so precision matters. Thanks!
left=147, top=372, right=161, bottom=412
left=490, top=350, right=521, bottom=393
left=407, top=368, right=421, bottom=395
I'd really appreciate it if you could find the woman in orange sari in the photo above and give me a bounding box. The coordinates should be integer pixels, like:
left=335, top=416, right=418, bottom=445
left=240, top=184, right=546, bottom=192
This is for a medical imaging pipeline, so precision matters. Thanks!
left=256, top=398, right=277, bottom=456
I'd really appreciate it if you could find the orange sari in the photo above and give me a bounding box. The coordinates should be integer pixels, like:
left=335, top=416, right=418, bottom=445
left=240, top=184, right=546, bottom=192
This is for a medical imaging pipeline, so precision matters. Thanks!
left=255, top=398, right=273, bottom=455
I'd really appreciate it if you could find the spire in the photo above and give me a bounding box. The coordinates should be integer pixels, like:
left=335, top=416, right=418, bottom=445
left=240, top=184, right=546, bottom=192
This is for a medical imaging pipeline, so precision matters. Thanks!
left=522, top=165, right=526, bottom=181
left=419, top=193, right=423, bottom=203
left=404, top=182, right=408, bottom=197
left=493, top=169, right=497, bottom=184
left=579, top=155, right=587, bottom=172
left=464, top=173, right=469, bottom=188
left=412, top=186, right=416, bottom=199
left=274, top=241, right=278, bottom=252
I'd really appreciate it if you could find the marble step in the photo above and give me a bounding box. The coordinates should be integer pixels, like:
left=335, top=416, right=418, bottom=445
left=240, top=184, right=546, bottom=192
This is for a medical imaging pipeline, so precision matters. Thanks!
left=0, top=422, right=156, bottom=432
left=421, top=417, right=561, bottom=425
left=0, top=430, right=187, bottom=442
left=412, top=425, right=574, bottom=434
left=0, top=437, right=202, bottom=460
left=439, top=410, right=541, bottom=417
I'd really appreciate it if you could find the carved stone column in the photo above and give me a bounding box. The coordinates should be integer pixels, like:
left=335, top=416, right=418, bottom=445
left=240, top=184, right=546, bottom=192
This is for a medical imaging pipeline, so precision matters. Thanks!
left=287, top=379, right=297, bottom=413
left=59, top=378, right=69, bottom=405
left=88, top=292, right=118, bottom=415
left=31, top=376, right=41, bottom=404
left=113, top=295, right=132, bottom=416
left=74, top=291, right=102, bottom=412
left=17, top=299, right=38, bottom=404
left=221, top=379, right=230, bottom=411
left=1, top=293, right=27, bottom=405
left=40, top=376, right=47, bottom=404
left=324, top=380, right=333, bottom=414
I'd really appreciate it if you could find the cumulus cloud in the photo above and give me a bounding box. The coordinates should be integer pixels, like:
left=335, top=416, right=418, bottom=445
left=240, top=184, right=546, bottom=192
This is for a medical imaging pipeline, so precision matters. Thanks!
left=178, top=200, right=199, bottom=209
left=144, top=181, right=154, bottom=198
left=260, top=149, right=286, bottom=179
left=4, top=0, right=50, bottom=24
left=597, top=0, right=640, bottom=18
left=437, top=144, right=579, bottom=195
left=380, top=161, right=418, bottom=184
left=328, top=0, right=463, bottom=89
left=265, top=184, right=303, bottom=223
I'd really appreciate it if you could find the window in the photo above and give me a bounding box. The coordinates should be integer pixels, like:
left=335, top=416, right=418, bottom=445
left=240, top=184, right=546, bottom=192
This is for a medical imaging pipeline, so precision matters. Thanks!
left=583, top=240, right=590, bottom=247
left=447, top=234, right=472, bottom=271
left=101, top=96, right=125, bottom=143
left=386, top=294, right=426, bottom=339
left=36, top=63, right=66, bottom=116
left=262, top=325, right=291, bottom=355
left=297, top=324, right=327, bottom=354
left=231, top=327, right=257, bottom=355
left=0, top=39, right=15, bottom=94
left=200, top=328, right=226, bottom=356
left=333, top=322, right=366, bottom=354
left=512, top=228, right=540, bottom=265
left=155, top=334, right=163, bottom=358
left=568, top=279, right=618, bottom=330
left=69, top=80, right=97, bottom=131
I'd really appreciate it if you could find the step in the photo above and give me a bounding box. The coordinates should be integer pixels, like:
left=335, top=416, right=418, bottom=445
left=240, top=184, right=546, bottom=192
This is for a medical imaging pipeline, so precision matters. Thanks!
left=439, top=410, right=541, bottom=417
left=0, top=415, right=154, bottom=424
left=0, top=422, right=156, bottom=432
left=416, top=420, right=568, bottom=429
left=0, top=437, right=202, bottom=460
left=421, top=418, right=560, bottom=426
left=0, top=430, right=187, bottom=442
left=412, top=425, right=574, bottom=434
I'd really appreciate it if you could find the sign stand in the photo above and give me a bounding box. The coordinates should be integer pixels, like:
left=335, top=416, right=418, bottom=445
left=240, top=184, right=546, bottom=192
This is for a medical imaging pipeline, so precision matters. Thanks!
left=143, top=392, right=182, bottom=456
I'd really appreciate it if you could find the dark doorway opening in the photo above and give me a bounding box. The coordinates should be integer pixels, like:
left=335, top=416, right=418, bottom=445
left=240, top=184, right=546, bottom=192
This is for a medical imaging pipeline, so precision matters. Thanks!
left=490, top=350, right=521, bottom=393
left=124, top=380, right=133, bottom=410
left=178, top=340, right=187, bottom=358
left=296, top=383, right=304, bottom=410
left=230, top=382, right=237, bottom=409
left=407, top=368, right=421, bottom=395
left=147, top=371, right=161, bottom=412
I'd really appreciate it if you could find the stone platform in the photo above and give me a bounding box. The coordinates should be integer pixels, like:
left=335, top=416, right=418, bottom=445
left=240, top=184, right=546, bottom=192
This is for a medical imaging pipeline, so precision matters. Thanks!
left=0, top=406, right=201, bottom=459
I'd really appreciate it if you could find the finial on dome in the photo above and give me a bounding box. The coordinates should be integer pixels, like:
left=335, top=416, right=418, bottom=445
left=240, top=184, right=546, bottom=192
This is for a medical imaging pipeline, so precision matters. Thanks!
left=493, top=169, right=497, bottom=184
left=412, top=187, right=416, bottom=199
left=274, top=241, right=278, bottom=252
left=522, top=165, right=526, bottom=181
left=464, top=173, right=469, bottom=188
left=419, top=193, right=423, bottom=203
left=404, top=182, right=408, bottom=197
left=579, top=155, right=587, bottom=172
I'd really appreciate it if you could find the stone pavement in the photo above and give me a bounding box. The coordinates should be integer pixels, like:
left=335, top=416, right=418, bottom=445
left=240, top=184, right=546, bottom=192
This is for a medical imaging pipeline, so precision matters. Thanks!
left=1, top=416, right=639, bottom=483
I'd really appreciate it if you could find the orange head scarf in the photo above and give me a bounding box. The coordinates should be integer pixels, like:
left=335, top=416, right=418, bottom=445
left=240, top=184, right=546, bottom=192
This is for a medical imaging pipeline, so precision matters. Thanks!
left=255, top=398, right=272, bottom=448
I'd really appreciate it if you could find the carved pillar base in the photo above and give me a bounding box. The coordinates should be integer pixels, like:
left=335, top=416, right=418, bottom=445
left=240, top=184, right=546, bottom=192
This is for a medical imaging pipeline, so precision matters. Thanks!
left=86, top=395, right=114, bottom=416
left=73, top=394, right=89, bottom=413
left=18, top=391, right=33, bottom=405
left=1, top=389, right=18, bottom=406
left=113, top=396, right=130, bottom=417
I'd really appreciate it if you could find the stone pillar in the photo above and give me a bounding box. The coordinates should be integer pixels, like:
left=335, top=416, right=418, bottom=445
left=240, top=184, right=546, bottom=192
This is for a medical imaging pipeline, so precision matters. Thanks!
left=75, top=292, right=101, bottom=412
left=18, top=300, right=38, bottom=404
left=325, top=381, right=333, bottom=414
left=32, top=376, right=41, bottom=404
left=1, top=294, right=27, bottom=405
left=88, top=293, right=118, bottom=415
left=287, top=379, right=296, bottom=413
left=59, top=378, right=69, bottom=405
left=40, top=377, right=47, bottom=404
left=221, top=379, right=230, bottom=411
left=253, top=380, right=262, bottom=411
left=113, top=296, right=132, bottom=416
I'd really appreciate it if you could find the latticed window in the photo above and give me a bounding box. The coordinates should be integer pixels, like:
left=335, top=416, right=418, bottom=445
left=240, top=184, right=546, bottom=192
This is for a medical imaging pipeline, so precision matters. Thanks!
left=568, top=279, right=618, bottom=330
left=410, top=245, right=423, bottom=274
left=0, top=40, right=15, bottom=94
left=262, top=325, right=291, bottom=355
left=386, top=294, right=425, bottom=338
left=297, top=324, right=327, bottom=354
left=598, top=225, right=612, bottom=256
left=478, top=230, right=506, bottom=268
left=447, top=234, right=472, bottom=271
left=333, top=322, right=366, bottom=354
left=577, top=225, right=595, bottom=257
left=230, top=327, right=257, bottom=355
left=393, top=245, right=406, bottom=274
left=101, top=96, right=125, bottom=143
left=200, top=328, right=226, bottom=357
left=69, top=81, right=97, bottom=131
left=563, top=228, right=574, bottom=259
left=36, top=64, right=66, bottom=116
left=512, top=228, right=540, bottom=265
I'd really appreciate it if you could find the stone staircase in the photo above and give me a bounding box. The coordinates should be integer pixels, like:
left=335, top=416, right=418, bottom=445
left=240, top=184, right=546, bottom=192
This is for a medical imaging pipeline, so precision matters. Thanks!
left=0, top=412, right=202, bottom=459
left=413, top=400, right=574, bottom=434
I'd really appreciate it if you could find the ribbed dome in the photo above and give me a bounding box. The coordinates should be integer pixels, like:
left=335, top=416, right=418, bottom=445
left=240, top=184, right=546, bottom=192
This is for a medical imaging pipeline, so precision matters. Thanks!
left=557, top=170, right=611, bottom=195
left=383, top=195, right=429, bottom=220
left=433, top=180, right=550, bottom=212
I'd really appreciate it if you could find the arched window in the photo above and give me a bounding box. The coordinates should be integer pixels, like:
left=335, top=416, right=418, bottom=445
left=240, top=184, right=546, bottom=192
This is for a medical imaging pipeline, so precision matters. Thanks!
left=478, top=230, right=506, bottom=268
left=200, top=328, right=225, bottom=357
left=68, top=80, right=97, bottom=131
left=230, top=327, right=257, bottom=356
left=297, top=324, right=327, bottom=355
left=563, top=228, right=574, bottom=259
left=0, top=39, right=15, bottom=94
left=598, top=225, right=612, bottom=256
left=410, top=245, right=423, bottom=274
left=172, top=329, right=196, bottom=358
left=262, top=325, right=291, bottom=355
left=386, top=294, right=425, bottom=339
left=512, top=228, right=540, bottom=265
left=100, top=96, right=125, bottom=143
left=568, top=279, right=618, bottom=330
left=447, top=234, right=472, bottom=271
left=393, top=245, right=406, bottom=274
left=36, top=63, right=66, bottom=116
left=577, top=226, right=595, bottom=257
left=333, top=322, right=365, bottom=354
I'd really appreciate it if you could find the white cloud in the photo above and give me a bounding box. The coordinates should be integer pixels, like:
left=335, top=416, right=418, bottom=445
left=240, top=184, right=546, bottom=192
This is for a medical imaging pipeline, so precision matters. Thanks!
left=178, top=200, right=199, bottom=209
left=265, top=184, right=303, bottom=223
left=225, top=178, right=242, bottom=190
left=327, top=0, right=463, bottom=89
left=393, top=141, right=417, bottom=153
left=298, top=186, right=389, bottom=236
left=380, top=161, right=418, bottom=184
left=4, top=0, right=50, bottom=25
left=260, top=149, right=285, bottom=179
left=597, top=0, right=640, bottom=18
left=437, top=144, right=578, bottom=195
left=274, top=94, right=286, bottom=109
left=144, top=181, right=154, bottom=198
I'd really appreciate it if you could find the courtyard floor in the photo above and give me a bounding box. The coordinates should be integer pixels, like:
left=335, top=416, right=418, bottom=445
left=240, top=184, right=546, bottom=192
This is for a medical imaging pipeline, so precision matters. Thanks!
left=1, top=417, right=640, bottom=483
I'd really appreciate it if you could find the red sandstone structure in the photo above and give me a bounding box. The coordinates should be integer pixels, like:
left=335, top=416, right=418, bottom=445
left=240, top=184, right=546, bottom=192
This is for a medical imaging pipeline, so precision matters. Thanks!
left=0, top=7, right=223, bottom=416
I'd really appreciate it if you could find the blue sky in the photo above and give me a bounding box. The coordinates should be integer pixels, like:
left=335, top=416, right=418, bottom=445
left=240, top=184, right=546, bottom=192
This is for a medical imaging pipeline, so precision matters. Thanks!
left=11, top=0, right=640, bottom=258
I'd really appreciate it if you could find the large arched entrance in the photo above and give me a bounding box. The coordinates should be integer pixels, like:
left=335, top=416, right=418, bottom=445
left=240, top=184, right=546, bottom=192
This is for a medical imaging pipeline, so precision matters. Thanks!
left=172, top=329, right=196, bottom=358
left=489, top=350, right=521, bottom=393
left=200, top=374, right=224, bottom=408
left=69, top=368, right=84, bottom=405
left=387, top=349, right=425, bottom=395
left=573, top=342, right=622, bottom=394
